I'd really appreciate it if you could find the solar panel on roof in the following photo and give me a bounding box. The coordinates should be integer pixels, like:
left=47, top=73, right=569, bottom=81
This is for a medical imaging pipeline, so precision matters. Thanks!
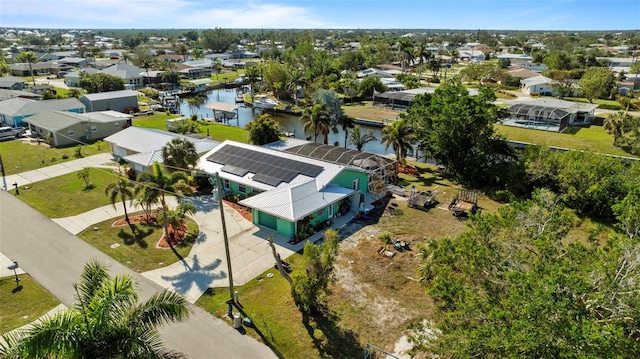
left=207, top=144, right=324, bottom=186
left=221, top=165, right=248, bottom=177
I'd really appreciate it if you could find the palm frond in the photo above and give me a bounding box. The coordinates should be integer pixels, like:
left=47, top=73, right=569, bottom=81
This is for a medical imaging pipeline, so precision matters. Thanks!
left=129, top=290, right=191, bottom=329
left=74, top=259, right=110, bottom=311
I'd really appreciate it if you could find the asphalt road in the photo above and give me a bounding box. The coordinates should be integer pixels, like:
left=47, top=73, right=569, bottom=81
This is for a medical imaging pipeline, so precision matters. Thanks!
left=0, top=191, right=278, bottom=359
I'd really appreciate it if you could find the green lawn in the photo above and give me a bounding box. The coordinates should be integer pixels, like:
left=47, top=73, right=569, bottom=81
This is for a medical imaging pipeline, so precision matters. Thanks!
left=195, top=253, right=366, bottom=359
left=132, top=112, right=180, bottom=130
left=495, top=123, right=635, bottom=157
left=133, top=112, right=249, bottom=143
left=0, top=274, right=60, bottom=334
left=77, top=214, right=199, bottom=273
left=11, top=168, right=120, bottom=218
left=0, top=140, right=108, bottom=176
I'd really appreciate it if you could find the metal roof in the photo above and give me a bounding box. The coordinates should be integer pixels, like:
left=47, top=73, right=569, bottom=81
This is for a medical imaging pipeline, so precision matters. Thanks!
left=24, top=110, right=131, bottom=132
left=239, top=181, right=354, bottom=221
left=104, top=127, right=219, bottom=155
left=0, top=97, right=85, bottom=117
left=80, top=90, right=139, bottom=102
left=507, top=98, right=599, bottom=113
left=205, top=102, right=238, bottom=112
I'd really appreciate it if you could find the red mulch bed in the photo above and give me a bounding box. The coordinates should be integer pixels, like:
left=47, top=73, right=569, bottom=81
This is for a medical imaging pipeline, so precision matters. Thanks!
left=111, top=214, right=187, bottom=248
left=223, top=200, right=253, bottom=222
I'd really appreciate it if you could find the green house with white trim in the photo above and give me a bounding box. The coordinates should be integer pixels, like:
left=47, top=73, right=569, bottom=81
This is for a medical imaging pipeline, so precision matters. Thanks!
left=197, top=140, right=392, bottom=240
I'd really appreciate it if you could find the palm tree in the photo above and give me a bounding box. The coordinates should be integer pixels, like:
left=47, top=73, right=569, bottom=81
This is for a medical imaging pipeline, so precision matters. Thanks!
left=381, top=119, right=417, bottom=162
left=336, top=115, right=356, bottom=148
left=244, top=65, right=261, bottom=98
left=186, top=95, right=206, bottom=116
left=135, top=183, right=161, bottom=221
left=286, top=69, right=305, bottom=105
left=213, top=59, right=222, bottom=82
left=105, top=177, right=135, bottom=223
left=300, top=104, right=331, bottom=144
left=349, top=125, right=377, bottom=151
left=176, top=43, right=189, bottom=61
left=137, top=162, right=192, bottom=212
left=398, top=39, right=414, bottom=74
left=414, top=42, right=431, bottom=81
left=159, top=201, right=197, bottom=243
left=161, top=137, right=199, bottom=170
left=16, top=51, right=38, bottom=86
left=0, top=260, right=190, bottom=359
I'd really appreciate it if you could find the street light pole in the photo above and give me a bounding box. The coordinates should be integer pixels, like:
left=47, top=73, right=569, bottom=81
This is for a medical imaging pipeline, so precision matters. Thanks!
left=215, top=172, right=235, bottom=317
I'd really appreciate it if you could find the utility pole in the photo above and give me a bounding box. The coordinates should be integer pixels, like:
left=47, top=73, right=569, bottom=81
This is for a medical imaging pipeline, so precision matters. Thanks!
left=216, top=172, right=235, bottom=317
left=0, top=153, right=6, bottom=191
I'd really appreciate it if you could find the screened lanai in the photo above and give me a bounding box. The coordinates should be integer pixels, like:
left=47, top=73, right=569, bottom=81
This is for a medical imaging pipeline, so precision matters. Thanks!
left=505, top=103, right=570, bottom=132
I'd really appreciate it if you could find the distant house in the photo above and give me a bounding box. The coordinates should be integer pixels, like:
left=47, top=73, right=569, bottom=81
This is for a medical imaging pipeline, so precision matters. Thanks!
left=158, top=54, right=186, bottom=63
left=0, top=76, right=26, bottom=90
left=617, top=81, right=635, bottom=96
left=0, top=89, right=40, bottom=101
left=520, top=75, right=554, bottom=96
left=63, top=68, right=101, bottom=87
left=458, top=50, right=486, bottom=62
left=0, top=97, right=86, bottom=127
left=101, top=63, right=145, bottom=88
left=8, top=62, right=72, bottom=76
left=182, top=58, right=214, bottom=72
left=104, top=127, right=219, bottom=173
left=176, top=63, right=212, bottom=79
left=79, top=90, right=139, bottom=113
left=504, top=98, right=599, bottom=132
left=497, top=53, right=532, bottom=64
left=57, top=57, right=89, bottom=67
left=23, top=110, right=132, bottom=147
left=507, top=67, right=541, bottom=79
left=356, top=68, right=396, bottom=79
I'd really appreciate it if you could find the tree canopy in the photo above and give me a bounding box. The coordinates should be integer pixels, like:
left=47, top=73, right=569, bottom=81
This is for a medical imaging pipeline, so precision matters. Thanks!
left=245, top=113, right=281, bottom=146
left=78, top=73, right=125, bottom=93
left=403, top=81, right=514, bottom=187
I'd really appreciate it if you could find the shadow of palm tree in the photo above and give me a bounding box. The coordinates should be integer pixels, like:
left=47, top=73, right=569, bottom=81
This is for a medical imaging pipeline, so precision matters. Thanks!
left=160, top=254, right=226, bottom=295
left=233, top=305, right=286, bottom=359
left=301, top=311, right=363, bottom=358
left=117, top=223, right=153, bottom=248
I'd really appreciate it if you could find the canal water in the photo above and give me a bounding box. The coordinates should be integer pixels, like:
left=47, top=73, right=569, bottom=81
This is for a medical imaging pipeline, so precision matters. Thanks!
left=178, top=88, right=390, bottom=156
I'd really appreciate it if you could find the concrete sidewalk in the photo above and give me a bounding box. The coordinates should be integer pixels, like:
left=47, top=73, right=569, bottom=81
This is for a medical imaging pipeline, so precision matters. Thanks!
left=4, top=153, right=116, bottom=190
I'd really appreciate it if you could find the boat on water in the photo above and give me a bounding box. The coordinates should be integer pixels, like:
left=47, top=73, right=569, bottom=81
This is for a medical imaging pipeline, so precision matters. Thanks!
left=252, top=95, right=278, bottom=110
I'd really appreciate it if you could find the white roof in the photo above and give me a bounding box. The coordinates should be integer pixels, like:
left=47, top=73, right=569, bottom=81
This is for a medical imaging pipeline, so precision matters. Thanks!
left=262, top=138, right=311, bottom=151
left=239, top=181, right=354, bottom=221
left=104, top=127, right=219, bottom=155
left=507, top=98, right=599, bottom=113
left=520, top=75, right=553, bottom=87
left=196, top=140, right=346, bottom=193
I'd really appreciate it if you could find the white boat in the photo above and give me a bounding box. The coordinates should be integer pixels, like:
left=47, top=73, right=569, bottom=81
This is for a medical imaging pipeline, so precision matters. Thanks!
left=252, top=96, right=278, bottom=110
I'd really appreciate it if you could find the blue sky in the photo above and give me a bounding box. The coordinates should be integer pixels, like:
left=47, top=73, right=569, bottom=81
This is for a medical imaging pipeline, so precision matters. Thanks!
left=0, top=0, right=638, bottom=30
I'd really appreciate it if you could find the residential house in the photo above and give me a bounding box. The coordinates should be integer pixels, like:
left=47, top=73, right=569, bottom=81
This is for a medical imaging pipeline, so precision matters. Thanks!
left=497, top=53, right=532, bottom=65
left=0, top=76, right=26, bottom=90
left=458, top=50, right=486, bottom=62
left=176, top=63, right=212, bottom=79
left=158, top=54, right=186, bottom=63
left=520, top=75, right=554, bottom=96
left=597, top=57, right=636, bottom=74
left=104, top=126, right=219, bottom=173
left=8, top=62, right=72, bottom=76
left=182, top=58, right=214, bottom=72
left=617, top=81, right=635, bottom=96
left=0, top=89, right=40, bottom=101
left=63, top=68, right=101, bottom=87
left=0, top=97, right=85, bottom=127
left=507, top=67, right=541, bottom=80
left=57, top=57, right=89, bottom=67
left=23, top=110, right=132, bottom=147
left=79, top=90, right=139, bottom=113
left=198, top=140, right=395, bottom=239
left=504, top=98, right=599, bottom=132
left=101, top=63, right=145, bottom=88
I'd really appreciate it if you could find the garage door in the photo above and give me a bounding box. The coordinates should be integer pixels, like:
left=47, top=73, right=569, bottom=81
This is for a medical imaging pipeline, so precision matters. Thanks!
left=258, top=211, right=277, bottom=230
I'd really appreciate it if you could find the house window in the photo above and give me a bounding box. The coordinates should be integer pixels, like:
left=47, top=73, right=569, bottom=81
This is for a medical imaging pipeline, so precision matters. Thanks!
left=352, top=178, right=360, bottom=191
left=238, top=184, right=246, bottom=194
left=316, top=208, right=324, bottom=217
left=223, top=179, right=230, bottom=190
left=90, top=126, right=97, bottom=133
left=67, top=130, right=75, bottom=136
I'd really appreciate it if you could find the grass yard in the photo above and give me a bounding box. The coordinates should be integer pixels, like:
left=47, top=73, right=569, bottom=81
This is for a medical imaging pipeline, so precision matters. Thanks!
left=10, top=167, right=120, bottom=218
left=342, top=102, right=403, bottom=122
left=77, top=214, right=199, bottom=273
left=197, top=122, right=249, bottom=143
left=564, top=97, right=624, bottom=111
left=0, top=140, right=108, bottom=176
left=495, top=123, right=635, bottom=157
left=132, top=113, right=249, bottom=143
left=132, top=112, right=180, bottom=130
left=196, top=162, right=505, bottom=357
left=0, top=274, right=60, bottom=334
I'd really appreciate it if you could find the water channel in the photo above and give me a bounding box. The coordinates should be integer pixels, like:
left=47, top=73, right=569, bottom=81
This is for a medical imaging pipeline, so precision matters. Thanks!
left=178, top=88, right=391, bottom=156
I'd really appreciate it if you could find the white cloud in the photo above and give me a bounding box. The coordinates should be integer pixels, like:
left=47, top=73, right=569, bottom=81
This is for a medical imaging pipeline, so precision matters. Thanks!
left=0, top=0, right=336, bottom=28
